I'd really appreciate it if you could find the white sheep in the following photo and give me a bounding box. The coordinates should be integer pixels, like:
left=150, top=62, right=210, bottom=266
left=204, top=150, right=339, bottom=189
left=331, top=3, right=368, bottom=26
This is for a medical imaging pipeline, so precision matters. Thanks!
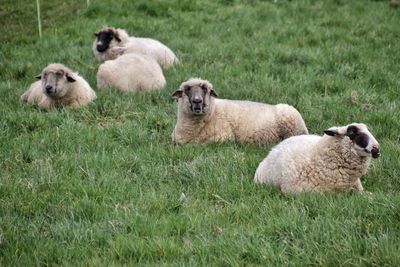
left=97, top=53, right=166, bottom=92
left=92, top=26, right=178, bottom=69
left=254, top=123, right=381, bottom=194
left=20, top=63, right=96, bottom=109
left=171, top=78, right=308, bottom=144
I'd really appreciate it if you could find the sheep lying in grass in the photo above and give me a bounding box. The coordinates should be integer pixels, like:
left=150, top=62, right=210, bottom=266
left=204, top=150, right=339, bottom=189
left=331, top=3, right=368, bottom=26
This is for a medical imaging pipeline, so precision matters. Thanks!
left=20, top=63, right=96, bottom=109
left=171, top=78, right=308, bottom=144
left=93, top=26, right=178, bottom=69
left=97, top=53, right=166, bottom=92
left=254, top=123, right=381, bottom=194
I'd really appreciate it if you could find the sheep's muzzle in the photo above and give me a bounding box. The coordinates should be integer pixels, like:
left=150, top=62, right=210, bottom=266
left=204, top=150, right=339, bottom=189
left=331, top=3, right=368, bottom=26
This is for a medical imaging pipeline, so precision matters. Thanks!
left=96, top=43, right=108, bottom=52
left=190, top=100, right=205, bottom=114
left=191, top=105, right=203, bottom=114
left=371, top=146, right=380, bottom=158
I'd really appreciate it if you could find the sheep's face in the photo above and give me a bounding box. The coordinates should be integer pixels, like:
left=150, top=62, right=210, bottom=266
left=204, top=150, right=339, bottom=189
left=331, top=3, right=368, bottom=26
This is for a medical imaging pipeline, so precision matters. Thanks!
left=37, top=65, right=76, bottom=99
left=324, top=123, right=380, bottom=158
left=172, top=79, right=218, bottom=116
left=94, top=28, right=121, bottom=53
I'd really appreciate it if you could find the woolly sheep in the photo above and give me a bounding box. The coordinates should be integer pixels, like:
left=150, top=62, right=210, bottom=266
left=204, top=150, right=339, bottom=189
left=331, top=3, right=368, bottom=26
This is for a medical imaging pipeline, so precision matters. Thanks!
left=171, top=78, right=308, bottom=144
left=20, top=63, right=96, bottom=109
left=97, top=53, right=166, bottom=92
left=92, top=26, right=178, bottom=69
left=254, top=123, right=381, bottom=194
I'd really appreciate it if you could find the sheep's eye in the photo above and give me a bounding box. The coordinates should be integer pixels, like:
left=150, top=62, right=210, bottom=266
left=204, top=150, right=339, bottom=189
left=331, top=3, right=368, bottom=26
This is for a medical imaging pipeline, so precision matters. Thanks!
left=43, top=73, right=48, bottom=78
left=183, top=88, right=191, bottom=97
left=56, top=71, right=63, bottom=76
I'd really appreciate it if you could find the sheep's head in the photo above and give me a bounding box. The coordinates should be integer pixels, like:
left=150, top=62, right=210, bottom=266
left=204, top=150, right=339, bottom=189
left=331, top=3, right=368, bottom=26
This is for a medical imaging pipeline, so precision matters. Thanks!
left=172, top=78, right=218, bottom=116
left=94, top=27, right=121, bottom=53
left=36, top=63, right=76, bottom=99
left=324, top=123, right=380, bottom=158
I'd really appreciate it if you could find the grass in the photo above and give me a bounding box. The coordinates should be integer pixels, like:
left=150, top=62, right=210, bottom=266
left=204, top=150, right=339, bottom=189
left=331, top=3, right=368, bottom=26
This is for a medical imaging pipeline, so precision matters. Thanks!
left=1, top=0, right=400, bottom=265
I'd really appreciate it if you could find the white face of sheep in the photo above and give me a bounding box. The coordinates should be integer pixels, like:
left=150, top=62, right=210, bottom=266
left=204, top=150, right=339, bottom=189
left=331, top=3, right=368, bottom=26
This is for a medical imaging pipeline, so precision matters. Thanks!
left=36, top=65, right=76, bottom=99
left=324, top=123, right=381, bottom=158
left=172, top=79, right=219, bottom=115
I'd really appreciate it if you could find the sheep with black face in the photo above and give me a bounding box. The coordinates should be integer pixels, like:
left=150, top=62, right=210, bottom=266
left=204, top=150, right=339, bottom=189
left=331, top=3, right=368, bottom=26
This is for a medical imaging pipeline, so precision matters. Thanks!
left=20, top=63, right=96, bottom=109
left=171, top=78, right=308, bottom=144
left=92, top=26, right=178, bottom=69
left=254, top=123, right=381, bottom=194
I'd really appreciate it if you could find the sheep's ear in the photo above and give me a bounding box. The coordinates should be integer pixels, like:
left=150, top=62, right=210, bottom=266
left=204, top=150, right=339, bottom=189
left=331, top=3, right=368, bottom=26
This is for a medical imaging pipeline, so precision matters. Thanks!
left=65, top=73, right=76, bottom=83
left=94, top=32, right=99, bottom=37
left=35, top=74, right=42, bottom=80
left=345, top=125, right=358, bottom=140
left=172, top=90, right=183, bottom=98
left=113, top=30, right=122, bottom=42
left=324, top=127, right=339, bottom=136
left=210, top=89, right=219, bottom=98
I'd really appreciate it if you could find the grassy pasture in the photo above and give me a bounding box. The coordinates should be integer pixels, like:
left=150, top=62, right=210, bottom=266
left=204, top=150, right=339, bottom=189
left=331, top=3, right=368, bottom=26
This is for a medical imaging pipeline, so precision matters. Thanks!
left=1, top=0, right=400, bottom=265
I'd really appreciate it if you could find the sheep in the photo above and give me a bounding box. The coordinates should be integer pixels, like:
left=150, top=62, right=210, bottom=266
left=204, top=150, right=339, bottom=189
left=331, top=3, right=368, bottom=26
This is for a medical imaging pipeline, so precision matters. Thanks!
left=171, top=78, right=308, bottom=144
left=20, top=63, right=96, bottom=109
left=254, top=123, right=381, bottom=194
left=92, top=26, right=178, bottom=69
left=97, top=53, right=166, bottom=92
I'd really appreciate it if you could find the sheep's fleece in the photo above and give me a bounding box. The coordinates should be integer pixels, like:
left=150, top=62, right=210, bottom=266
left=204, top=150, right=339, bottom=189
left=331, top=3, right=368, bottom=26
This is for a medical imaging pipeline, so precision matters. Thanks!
left=171, top=78, right=308, bottom=144
left=254, top=123, right=381, bottom=194
left=20, top=63, right=96, bottom=109
left=97, top=53, right=166, bottom=92
left=92, top=26, right=178, bottom=69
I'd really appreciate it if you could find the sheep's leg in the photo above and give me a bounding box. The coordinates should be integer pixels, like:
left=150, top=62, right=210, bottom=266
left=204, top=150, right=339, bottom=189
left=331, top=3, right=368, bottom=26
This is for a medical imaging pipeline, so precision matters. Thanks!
left=38, top=97, right=54, bottom=109
left=20, top=90, right=31, bottom=103
left=69, top=100, right=81, bottom=109
left=352, top=179, right=375, bottom=198
left=352, top=179, right=364, bottom=192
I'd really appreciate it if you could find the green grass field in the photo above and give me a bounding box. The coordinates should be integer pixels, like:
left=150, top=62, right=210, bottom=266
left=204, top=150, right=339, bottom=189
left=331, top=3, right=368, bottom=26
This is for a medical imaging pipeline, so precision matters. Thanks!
left=1, top=0, right=400, bottom=265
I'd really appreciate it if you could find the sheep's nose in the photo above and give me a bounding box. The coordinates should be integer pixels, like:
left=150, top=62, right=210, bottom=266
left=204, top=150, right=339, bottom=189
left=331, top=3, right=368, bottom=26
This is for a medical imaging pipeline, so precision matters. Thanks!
left=45, top=85, right=53, bottom=94
left=371, top=146, right=380, bottom=158
left=192, top=97, right=202, bottom=104
left=97, top=44, right=106, bottom=52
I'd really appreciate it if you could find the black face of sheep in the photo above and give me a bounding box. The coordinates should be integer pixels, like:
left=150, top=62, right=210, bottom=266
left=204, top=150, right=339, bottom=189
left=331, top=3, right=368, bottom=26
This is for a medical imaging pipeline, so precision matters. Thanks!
left=186, top=84, right=208, bottom=114
left=346, top=125, right=381, bottom=158
left=172, top=80, right=218, bottom=115
left=94, top=29, right=120, bottom=53
left=324, top=123, right=380, bottom=158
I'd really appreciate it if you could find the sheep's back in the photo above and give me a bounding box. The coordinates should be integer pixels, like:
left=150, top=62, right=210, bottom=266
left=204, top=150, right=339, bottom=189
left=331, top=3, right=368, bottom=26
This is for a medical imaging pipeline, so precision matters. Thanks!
left=127, top=37, right=177, bottom=68
left=254, top=135, right=320, bottom=186
left=215, top=99, right=305, bottom=142
left=97, top=54, right=165, bottom=91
